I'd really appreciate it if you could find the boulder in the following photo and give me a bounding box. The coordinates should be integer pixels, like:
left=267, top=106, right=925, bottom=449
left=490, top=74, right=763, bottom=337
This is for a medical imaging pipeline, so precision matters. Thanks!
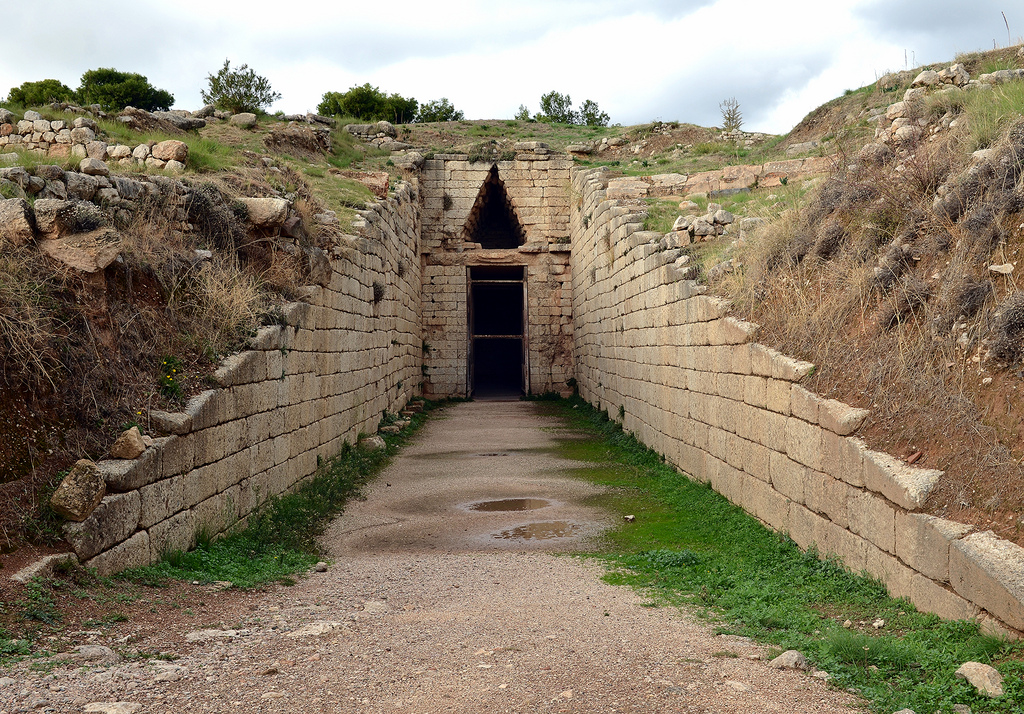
left=50, top=459, right=106, bottom=522
left=194, top=104, right=216, bottom=118
left=236, top=197, right=290, bottom=228
left=0, top=197, right=36, bottom=246
left=229, top=113, right=257, bottom=129
left=359, top=435, right=387, bottom=451
left=110, top=426, right=146, bottom=460
left=72, top=117, right=97, bottom=130
left=78, top=158, right=109, bottom=176
left=132, top=144, right=150, bottom=161
left=70, top=126, right=96, bottom=144
left=768, top=650, right=808, bottom=670
left=86, top=141, right=108, bottom=160
left=955, top=661, right=1004, bottom=697
left=672, top=215, right=694, bottom=232
left=23, top=110, right=42, bottom=121
left=712, top=209, right=735, bottom=225
left=64, top=172, right=98, bottom=200
left=152, top=139, right=188, bottom=162
left=375, top=120, right=397, bottom=138
left=692, top=217, right=715, bottom=237
left=0, top=108, right=13, bottom=124
left=912, top=70, right=941, bottom=87
left=37, top=227, right=122, bottom=273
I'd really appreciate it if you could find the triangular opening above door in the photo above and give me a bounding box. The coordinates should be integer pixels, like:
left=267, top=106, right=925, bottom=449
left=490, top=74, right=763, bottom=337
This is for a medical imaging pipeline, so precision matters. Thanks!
left=462, top=165, right=525, bottom=249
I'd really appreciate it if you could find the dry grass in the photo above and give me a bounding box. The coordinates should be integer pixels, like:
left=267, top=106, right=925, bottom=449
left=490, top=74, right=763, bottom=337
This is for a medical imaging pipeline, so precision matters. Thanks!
left=717, top=107, right=1024, bottom=540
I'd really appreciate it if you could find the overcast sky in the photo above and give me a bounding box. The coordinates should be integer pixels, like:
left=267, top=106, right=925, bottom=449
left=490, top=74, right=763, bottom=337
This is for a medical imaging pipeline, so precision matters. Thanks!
left=1, top=1, right=1020, bottom=134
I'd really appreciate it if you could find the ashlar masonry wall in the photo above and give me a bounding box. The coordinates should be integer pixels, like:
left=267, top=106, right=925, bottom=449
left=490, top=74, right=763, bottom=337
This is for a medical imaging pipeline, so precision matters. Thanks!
left=570, top=166, right=1024, bottom=636
left=419, top=147, right=574, bottom=397
left=67, top=182, right=423, bottom=574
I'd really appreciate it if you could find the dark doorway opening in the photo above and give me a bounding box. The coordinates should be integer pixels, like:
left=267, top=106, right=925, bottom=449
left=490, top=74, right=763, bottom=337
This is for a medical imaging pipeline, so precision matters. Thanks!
left=463, top=166, right=525, bottom=249
left=468, top=266, right=527, bottom=399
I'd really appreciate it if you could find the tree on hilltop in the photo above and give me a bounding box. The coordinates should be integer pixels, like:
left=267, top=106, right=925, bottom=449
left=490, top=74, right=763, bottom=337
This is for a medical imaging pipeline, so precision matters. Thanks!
left=201, top=59, right=281, bottom=114
left=77, top=68, right=173, bottom=112
left=318, top=84, right=418, bottom=124
left=720, top=97, right=743, bottom=132
left=7, top=79, right=76, bottom=107
left=533, top=91, right=609, bottom=126
left=418, top=97, right=464, bottom=123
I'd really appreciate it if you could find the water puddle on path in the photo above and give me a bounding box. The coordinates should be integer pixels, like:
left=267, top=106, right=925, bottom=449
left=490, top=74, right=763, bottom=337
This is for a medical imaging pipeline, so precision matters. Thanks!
left=492, top=521, right=581, bottom=540
left=468, top=498, right=552, bottom=512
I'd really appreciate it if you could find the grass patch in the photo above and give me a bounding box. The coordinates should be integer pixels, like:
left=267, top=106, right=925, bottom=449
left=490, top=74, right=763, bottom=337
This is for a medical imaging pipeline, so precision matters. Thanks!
left=960, top=80, right=1024, bottom=150
left=545, top=396, right=1024, bottom=713
left=120, top=405, right=432, bottom=588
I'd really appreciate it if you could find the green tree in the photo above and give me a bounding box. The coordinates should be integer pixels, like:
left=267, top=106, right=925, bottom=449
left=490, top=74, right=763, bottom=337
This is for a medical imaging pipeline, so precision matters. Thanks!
left=578, top=99, right=610, bottom=127
left=7, top=79, right=76, bottom=107
left=538, top=90, right=577, bottom=123
left=77, top=68, right=173, bottom=112
left=201, top=59, right=281, bottom=114
left=514, top=104, right=531, bottom=121
left=317, top=84, right=418, bottom=124
left=417, top=97, right=464, bottom=123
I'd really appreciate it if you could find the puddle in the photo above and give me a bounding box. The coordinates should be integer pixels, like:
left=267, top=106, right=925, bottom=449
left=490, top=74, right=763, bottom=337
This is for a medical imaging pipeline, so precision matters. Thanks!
left=492, top=521, right=581, bottom=540
left=472, top=452, right=508, bottom=457
left=469, top=498, right=552, bottom=512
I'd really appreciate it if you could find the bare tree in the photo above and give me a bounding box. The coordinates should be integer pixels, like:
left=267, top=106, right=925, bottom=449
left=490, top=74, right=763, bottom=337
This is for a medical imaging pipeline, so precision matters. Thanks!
left=719, top=97, right=743, bottom=132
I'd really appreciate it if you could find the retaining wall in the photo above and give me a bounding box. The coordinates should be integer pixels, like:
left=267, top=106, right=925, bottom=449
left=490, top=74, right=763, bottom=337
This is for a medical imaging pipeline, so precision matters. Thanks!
left=67, top=182, right=423, bottom=574
left=569, top=166, right=1024, bottom=637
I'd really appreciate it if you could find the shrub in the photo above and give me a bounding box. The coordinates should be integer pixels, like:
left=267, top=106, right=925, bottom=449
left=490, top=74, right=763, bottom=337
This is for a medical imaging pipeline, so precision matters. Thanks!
left=201, top=59, right=281, bottom=114
left=720, top=97, right=743, bottom=132
left=7, top=79, right=75, bottom=107
left=538, top=90, right=577, bottom=123
left=77, top=68, right=173, bottom=112
left=579, top=99, right=610, bottom=127
left=318, top=84, right=417, bottom=124
left=418, top=97, right=464, bottom=123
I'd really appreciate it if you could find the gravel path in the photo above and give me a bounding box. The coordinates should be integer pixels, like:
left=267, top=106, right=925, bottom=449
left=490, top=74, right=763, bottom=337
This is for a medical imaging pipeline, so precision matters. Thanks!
left=0, top=401, right=863, bottom=713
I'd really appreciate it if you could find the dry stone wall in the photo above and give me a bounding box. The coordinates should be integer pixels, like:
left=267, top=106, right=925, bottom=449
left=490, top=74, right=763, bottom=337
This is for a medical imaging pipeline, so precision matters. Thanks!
left=419, top=147, right=574, bottom=397
left=65, top=183, right=423, bottom=574
left=570, top=166, right=1024, bottom=637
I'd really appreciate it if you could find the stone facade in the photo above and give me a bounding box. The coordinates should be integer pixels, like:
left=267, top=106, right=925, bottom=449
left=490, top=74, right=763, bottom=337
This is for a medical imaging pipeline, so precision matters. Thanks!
left=419, top=145, right=574, bottom=397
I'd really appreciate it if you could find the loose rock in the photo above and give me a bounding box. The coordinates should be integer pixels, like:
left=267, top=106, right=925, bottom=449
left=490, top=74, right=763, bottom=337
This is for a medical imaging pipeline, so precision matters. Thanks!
left=50, top=459, right=106, bottom=521
left=955, top=661, right=1004, bottom=697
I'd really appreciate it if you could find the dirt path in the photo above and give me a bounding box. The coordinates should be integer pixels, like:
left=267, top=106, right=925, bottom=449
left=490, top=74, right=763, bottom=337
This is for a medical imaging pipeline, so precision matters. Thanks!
left=0, top=401, right=862, bottom=713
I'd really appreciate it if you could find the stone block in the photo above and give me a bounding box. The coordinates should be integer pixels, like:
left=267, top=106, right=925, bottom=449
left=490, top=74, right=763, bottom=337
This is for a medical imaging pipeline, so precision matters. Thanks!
left=743, top=376, right=768, bottom=409
left=821, top=432, right=866, bottom=488
left=804, top=471, right=851, bottom=528
left=182, top=463, right=222, bottom=510
left=817, top=520, right=868, bottom=572
left=786, top=417, right=823, bottom=471
left=818, top=399, right=870, bottom=435
left=865, top=542, right=915, bottom=599
left=765, top=379, right=792, bottom=415
left=911, top=574, right=980, bottom=622
left=862, top=448, right=941, bottom=511
left=742, top=439, right=771, bottom=482
left=85, top=531, right=152, bottom=575
left=788, top=502, right=822, bottom=551
left=148, top=509, right=197, bottom=560
left=895, top=513, right=973, bottom=583
left=742, top=474, right=790, bottom=530
left=63, top=491, right=141, bottom=560
left=193, top=486, right=240, bottom=537
left=950, top=531, right=1024, bottom=631
left=848, top=491, right=896, bottom=554
left=150, top=409, right=192, bottom=435
left=97, top=438, right=170, bottom=491
left=769, top=451, right=806, bottom=503
left=771, top=354, right=815, bottom=382
left=211, top=350, right=266, bottom=387
left=161, top=434, right=195, bottom=478
left=139, top=474, right=185, bottom=529
left=758, top=409, right=788, bottom=452
left=50, top=459, right=105, bottom=521
left=789, top=385, right=821, bottom=424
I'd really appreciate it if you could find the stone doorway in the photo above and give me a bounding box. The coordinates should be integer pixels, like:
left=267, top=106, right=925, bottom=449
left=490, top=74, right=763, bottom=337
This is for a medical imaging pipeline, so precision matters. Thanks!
left=468, top=266, right=527, bottom=399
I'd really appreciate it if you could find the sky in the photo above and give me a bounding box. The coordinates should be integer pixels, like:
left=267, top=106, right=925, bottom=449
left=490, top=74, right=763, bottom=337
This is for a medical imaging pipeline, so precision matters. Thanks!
left=1, top=0, right=1020, bottom=134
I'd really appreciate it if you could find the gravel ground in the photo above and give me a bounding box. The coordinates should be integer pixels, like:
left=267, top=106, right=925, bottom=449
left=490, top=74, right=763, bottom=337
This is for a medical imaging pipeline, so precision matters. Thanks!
left=0, top=401, right=864, bottom=713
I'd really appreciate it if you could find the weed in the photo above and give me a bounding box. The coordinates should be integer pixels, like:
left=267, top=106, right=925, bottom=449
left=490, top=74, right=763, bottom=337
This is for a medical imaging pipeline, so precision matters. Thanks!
left=157, top=355, right=184, bottom=400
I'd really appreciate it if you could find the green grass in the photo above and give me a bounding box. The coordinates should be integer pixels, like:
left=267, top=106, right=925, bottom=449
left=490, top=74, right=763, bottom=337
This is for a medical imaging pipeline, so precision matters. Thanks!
left=543, top=396, right=1024, bottom=714
left=960, top=81, right=1024, bottom=150
left=120, top=405, right=431, bottom=589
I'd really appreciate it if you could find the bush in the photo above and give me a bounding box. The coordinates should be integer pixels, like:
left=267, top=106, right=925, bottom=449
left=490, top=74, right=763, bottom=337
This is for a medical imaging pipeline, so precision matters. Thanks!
left=77, top=68, right=173, bottom=112
left=318, top=84, right=418, bottom=124
left=7, top=79, right=75, bottom=107
left=200, top=59, right=281, bottom=114
left=418, top=97, right=464, bottom=123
